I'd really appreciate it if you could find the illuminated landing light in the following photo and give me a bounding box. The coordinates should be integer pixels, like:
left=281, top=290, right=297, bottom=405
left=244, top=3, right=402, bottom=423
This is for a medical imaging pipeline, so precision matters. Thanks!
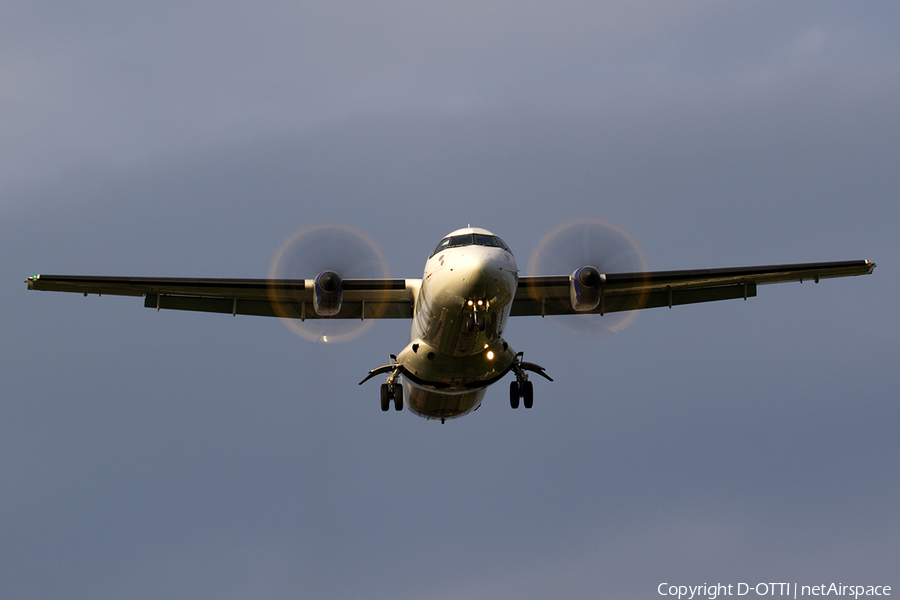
left=323, top=335, right=328, bottom=343
left=477, top=300, right=483, bottom=306
left=487, top=351, right=494, bottom=360
left=467, top=300, right=473, bottom=306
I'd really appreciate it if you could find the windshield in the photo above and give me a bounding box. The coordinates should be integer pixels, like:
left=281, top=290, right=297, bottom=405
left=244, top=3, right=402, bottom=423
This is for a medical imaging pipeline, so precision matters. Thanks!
left=430, top=234, right=510, bottom=257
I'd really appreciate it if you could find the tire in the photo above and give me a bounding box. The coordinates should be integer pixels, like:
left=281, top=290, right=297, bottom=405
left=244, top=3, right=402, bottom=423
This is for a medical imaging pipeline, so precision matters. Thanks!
left=509, top=381, right=520, bottom=409
left=393, top=384, right=404, bottom=411
left=522, top=380, right=534, bottom=409
left=380, top=384, right=391, bottom=412
left=465, top=315, right=475, bottom=332
left=477, top=315, right=486, bottom=331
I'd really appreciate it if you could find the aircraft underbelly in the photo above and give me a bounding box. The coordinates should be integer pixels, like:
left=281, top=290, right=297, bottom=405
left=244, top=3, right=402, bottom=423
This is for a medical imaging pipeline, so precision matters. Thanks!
left=404, top=381, right=486, bottom=421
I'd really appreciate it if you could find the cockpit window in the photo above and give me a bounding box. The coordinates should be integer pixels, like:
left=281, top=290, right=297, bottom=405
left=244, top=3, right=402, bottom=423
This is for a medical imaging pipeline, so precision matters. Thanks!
left=429, top=233, right=511, bottom=258
left=473, top=234, right=497, bottom=247
left=430, top=237, right=451, bottom=257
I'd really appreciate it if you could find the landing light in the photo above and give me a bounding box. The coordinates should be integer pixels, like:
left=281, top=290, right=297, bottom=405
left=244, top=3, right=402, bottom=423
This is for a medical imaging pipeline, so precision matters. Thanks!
left=477, top=300, right=483, bottom=306
left=467, top=300, right=473, bottom=306
left=487, top=351, right=494, bottom=360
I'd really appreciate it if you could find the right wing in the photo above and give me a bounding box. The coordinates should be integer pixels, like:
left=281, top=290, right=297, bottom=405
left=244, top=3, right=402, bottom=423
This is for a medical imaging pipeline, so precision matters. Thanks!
left=511, top=260, right=875, bottom=317
left=26, top=274, right=419, bottom=319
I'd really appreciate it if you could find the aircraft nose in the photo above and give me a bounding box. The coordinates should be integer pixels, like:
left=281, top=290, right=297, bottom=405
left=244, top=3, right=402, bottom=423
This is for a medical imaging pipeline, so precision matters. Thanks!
left=458, top=252, right=514, bottom=301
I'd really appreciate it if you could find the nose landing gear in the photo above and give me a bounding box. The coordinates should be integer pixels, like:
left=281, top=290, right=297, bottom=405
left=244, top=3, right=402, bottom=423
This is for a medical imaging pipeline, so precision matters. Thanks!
left=464, top=300, right=487, bottom=332
left=465, top=313, right=486, bottom=332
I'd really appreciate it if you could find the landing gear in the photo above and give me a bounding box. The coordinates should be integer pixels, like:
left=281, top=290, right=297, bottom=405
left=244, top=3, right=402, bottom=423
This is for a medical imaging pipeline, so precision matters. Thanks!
left=509, top=352, right=551, bottom=410
left=464, top=306, right=486, bottom=333
left=393, top=383, right=403, bottom=411
left=509, top=381, right=520, bottom=409
left=380, top=382, right=403, bottom=411
left=522, top=380, right=534, bottom=409
left=381, top=383, right=391, bottom=412
left=366, top=355, right=405, bottom=413
left=509, top=380, right=533, bottom=409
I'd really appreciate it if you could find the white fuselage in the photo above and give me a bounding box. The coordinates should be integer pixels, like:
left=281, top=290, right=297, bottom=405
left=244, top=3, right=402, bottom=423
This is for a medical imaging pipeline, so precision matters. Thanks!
left=396, top=228, right=519, bottom=421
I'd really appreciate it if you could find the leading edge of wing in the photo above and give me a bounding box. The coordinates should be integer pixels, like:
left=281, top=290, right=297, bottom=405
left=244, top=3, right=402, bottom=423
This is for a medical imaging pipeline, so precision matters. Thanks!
left=26, top=274, right=419, bottom=320
left=511, top=259, right=875, bottom=317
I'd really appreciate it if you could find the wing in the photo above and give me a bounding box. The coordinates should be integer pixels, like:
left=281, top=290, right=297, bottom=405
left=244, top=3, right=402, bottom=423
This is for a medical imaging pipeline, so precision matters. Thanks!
left=511, top=260, right=875, bottom=317
left=26, top=275, right=418, bottom=319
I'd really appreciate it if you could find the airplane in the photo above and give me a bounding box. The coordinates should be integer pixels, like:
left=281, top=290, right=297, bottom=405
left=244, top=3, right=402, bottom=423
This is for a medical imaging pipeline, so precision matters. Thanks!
left=26, top=223, right=875, bottom=424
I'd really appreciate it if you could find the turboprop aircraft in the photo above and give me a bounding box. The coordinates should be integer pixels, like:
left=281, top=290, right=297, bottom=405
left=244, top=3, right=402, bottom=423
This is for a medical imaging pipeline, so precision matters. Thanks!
left=26, top=221, right=875, bottom=423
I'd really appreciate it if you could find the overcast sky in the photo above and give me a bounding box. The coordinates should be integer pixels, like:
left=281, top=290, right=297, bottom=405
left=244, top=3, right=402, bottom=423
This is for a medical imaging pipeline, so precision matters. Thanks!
left=2, top=2, right=898, bottom=599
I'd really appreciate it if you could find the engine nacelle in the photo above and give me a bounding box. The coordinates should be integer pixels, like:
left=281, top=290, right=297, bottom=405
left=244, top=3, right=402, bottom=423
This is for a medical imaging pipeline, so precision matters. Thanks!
left=313, top=270, right=343, bottom=316
left=569, top=266, right=605, bottom=312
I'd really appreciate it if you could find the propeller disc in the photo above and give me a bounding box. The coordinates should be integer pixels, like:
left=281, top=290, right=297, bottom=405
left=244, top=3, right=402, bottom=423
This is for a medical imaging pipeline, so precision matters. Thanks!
left=527, top=217, right=649, bottom=336
left=267, top=223, right=390, bottom=343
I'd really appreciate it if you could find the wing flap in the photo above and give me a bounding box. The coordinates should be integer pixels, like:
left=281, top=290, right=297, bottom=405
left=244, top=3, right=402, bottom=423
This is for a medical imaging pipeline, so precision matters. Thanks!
left=143, top=293, right=413, bottom=319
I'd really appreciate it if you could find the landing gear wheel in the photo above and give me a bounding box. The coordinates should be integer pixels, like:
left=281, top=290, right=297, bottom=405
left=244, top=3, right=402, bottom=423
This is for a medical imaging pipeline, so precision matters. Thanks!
left=476, top=314, right=486, bottom=331
left=393, top=384, right=404, bottom=411
left=380, top=384, right=391, bottom=412
left=522, top=380, right=534, bottom=409
left=465, top=315, right=475, bottom=332
left=509, top=381, right=520, bottom=409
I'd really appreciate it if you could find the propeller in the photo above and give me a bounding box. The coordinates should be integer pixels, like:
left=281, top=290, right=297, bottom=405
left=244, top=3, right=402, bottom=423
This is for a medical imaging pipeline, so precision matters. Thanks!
left=526, top=217, right=649, bottom=335
left=267, top=223, right=390, bottom=343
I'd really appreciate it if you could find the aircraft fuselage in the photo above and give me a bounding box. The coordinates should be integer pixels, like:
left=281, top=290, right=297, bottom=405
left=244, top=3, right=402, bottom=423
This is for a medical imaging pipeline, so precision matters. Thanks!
left=396, top=227, right=519, bottom=421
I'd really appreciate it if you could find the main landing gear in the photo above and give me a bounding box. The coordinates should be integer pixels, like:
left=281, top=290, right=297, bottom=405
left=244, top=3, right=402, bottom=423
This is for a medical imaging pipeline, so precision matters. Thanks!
left=381, top=382, right=403, bottom=412
left=358, top=354, right=404, bottom=413
left=509, top=352, right=552, bottom=410
left=509, top=379, right=533, bottom=409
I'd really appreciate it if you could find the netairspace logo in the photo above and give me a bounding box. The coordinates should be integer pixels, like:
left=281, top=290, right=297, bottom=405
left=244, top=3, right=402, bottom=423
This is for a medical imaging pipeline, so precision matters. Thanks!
left=657, top=583, right=892, bottom=600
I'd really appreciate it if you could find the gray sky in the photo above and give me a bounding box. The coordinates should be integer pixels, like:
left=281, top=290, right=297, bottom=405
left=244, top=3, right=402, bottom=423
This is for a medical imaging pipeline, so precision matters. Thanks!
left=2, top=2, right=898, bottom=599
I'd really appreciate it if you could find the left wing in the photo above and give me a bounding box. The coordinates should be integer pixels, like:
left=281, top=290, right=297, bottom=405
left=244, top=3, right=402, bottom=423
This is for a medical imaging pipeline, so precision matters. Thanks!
left=511, top=259, right=875, bottom=317
left=26, top=275, right=418, bottom=319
